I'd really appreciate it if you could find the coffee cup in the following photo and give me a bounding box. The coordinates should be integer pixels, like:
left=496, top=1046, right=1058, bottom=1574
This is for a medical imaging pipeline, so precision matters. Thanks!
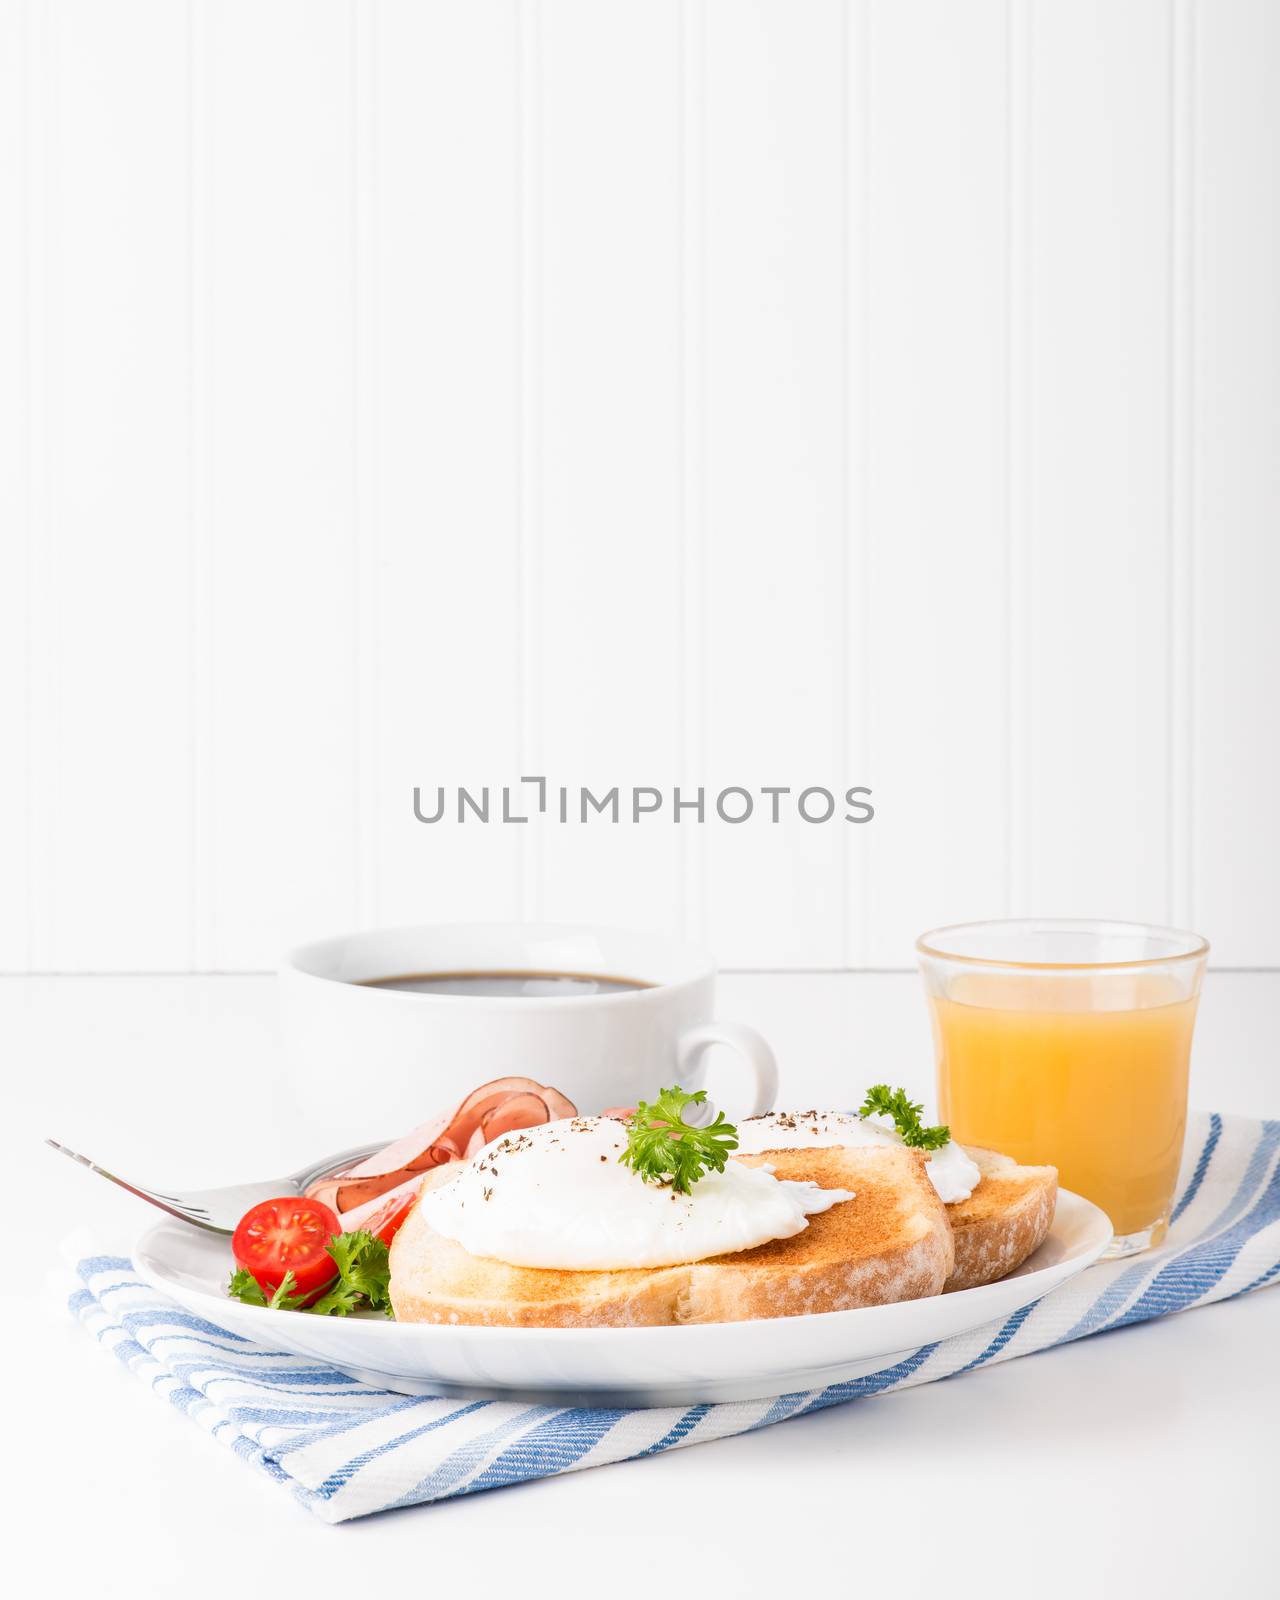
left=280, top=922, right=778, bottom=1145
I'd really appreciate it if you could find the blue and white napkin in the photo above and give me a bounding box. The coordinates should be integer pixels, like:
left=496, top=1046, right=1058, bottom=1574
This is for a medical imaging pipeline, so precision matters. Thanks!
left=69, top=1111, right=1280, bottom=1522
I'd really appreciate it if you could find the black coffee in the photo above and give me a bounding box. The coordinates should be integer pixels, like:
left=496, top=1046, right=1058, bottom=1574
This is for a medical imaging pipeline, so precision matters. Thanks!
left=360, top=970, right=653, bottom=999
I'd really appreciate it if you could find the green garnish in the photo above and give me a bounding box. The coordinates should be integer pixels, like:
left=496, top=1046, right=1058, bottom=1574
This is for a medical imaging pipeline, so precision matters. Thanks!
left=858, top=1084, right=951, bottom=1150
left=308, top=1231, right=394, bottom=1318
left=226, top=1230, right=394, bottom=1318
left=620, top=1086, right=739, bottom=1195
left=226, top=1267, right=311, bottom=1311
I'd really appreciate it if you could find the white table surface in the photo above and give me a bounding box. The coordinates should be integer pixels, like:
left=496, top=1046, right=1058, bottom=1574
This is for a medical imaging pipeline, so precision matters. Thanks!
left=7, top=972, right=1278, bottom=1598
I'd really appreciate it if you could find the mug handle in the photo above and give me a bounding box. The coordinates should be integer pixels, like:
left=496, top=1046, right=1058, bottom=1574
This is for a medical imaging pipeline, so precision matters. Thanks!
left=676, top=1022, right=779, bottom=1117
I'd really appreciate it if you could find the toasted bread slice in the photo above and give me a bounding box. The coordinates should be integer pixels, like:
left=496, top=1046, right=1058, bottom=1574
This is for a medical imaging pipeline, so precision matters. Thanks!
left=944, top=1146, right=1057, bottom=1292
left=389, top=1145, right=954, bottom=1328
left=692, top=1147, right=954, bottom=1323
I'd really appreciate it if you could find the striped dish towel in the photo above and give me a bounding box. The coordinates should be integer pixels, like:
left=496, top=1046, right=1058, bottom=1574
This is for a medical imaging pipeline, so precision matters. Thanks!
left=70, top=1111, right=1280, bottom=1523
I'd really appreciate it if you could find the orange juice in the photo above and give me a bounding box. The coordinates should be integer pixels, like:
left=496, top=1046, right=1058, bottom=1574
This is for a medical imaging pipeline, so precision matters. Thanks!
left=931, top=971, right=1197, bottom=1238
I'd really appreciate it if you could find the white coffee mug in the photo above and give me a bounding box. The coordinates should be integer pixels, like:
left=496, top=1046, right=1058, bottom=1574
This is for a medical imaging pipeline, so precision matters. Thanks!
left=280, top=922, right=778, bottom=1145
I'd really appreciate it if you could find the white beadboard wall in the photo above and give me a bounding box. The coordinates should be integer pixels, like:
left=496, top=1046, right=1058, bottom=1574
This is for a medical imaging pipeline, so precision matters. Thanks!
left=1, top=0, right=1278, bottom=974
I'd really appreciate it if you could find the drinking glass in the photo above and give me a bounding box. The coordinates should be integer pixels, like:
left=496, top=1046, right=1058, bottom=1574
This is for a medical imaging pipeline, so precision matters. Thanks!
left=917, top=919, right=1209, bottom=1258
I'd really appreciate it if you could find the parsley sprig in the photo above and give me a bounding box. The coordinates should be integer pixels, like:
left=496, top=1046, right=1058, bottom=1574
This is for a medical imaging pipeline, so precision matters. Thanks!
left=226, top=1268, right=311, bottom=1311
left=620, top=1086, right=739, bottom=1195
left=858, top=1084, right=951, bottom=1150
left=227, top=1230, right=394, bottom=1318
left=308, top=1232, right=394, bottom=1317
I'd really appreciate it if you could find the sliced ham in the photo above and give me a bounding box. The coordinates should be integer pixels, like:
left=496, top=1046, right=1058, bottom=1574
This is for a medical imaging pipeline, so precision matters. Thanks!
left=457, top=1090, right=543, bottom=1155
left=337, top=1173, right=426, bottom=1233
left=304, top=1076, right=578, bottom=1214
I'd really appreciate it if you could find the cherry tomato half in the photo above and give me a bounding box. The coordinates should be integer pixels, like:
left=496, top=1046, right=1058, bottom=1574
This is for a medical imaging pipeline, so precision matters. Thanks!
left=232, top=1196, right=341, bottom=1302
left=357, top=1185, right=418, bottom=1248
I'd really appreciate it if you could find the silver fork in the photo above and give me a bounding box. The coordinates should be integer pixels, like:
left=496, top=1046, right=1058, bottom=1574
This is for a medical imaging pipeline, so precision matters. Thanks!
left=45, top=1137, right=386, bottom=1235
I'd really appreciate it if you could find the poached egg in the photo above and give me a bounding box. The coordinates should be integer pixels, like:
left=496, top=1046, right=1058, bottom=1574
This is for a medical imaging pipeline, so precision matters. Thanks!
left=419, top=1116, right=853, bottom=1271
left=734, top=1110, right=981, bottom=1203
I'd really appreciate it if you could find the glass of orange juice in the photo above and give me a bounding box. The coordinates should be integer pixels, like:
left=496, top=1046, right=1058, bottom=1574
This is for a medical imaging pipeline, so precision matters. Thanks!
left=917, top=919, right=1209, bottom=1258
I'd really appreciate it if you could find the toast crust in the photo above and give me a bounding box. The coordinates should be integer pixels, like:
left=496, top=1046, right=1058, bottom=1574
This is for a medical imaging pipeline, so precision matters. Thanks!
left=389, top=1145, right=954, bottom=1327
left=944, top=1146, right=1058, bottom=1292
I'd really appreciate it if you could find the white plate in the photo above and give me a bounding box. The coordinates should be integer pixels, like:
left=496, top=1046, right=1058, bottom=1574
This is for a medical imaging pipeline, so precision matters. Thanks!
left=134, top=1190, right=1112, bottom=1406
